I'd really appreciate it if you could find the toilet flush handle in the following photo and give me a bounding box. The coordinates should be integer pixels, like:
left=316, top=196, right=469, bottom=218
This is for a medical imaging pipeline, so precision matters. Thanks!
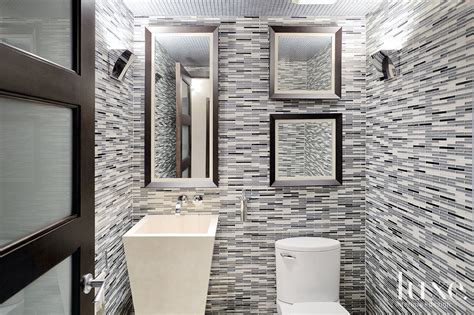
left=280, top=253, right=295, bottom=259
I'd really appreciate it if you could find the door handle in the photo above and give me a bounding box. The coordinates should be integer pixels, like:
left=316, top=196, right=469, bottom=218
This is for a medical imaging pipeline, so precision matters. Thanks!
left=81, top=250, right=108, bottom=304
left=82, top=273, right=106, bottom=304
left=280, top=253, right=296, bottom=259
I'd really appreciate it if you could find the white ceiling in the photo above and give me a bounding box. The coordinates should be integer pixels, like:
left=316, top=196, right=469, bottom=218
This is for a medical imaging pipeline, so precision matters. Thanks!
left=155, top=34, right=210, bottom=67
left=123, top=0, right=383, bottom=17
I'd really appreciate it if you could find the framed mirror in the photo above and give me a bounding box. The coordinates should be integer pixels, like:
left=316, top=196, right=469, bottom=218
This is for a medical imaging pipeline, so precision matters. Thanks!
left=270, top=114, right=342, bottom=187
left=145, top=26, right=218, bottom=188
left=269, top=26, right=342, bottom=100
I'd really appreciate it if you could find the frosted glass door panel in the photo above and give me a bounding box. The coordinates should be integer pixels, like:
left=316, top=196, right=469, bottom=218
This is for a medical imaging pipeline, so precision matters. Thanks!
left=181, top=80, right=190, bottom=115
left=0, top=0, right=73, bottom=69
left=182, top=125, right=190, bottom=159
left=0, top=256, right=72, bottom=314
left=0, top=96, right=73, bottom=247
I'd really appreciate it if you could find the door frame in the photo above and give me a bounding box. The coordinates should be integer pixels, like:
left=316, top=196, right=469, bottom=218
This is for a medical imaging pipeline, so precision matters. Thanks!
left=0, top=0, right=95, bottom=313
left=176, top=62, right=192, bottom=178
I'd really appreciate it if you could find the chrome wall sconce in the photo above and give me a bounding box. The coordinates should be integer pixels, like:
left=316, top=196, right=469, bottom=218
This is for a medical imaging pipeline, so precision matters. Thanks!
left=371, top=50, right=398, bottom=81
left=109, top=49, right=136, bottom=81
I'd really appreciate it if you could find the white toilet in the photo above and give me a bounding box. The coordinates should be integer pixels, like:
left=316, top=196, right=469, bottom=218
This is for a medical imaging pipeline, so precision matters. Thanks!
left=276, top=237, right=349, bottom=315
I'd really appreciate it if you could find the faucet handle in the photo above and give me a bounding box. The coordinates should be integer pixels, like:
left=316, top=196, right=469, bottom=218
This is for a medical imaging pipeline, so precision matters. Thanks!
left=192, top=195, right=203, bottom=205
left=175, top=195, right=188, bottom=215
left=177, top=195, right=188, bottom=203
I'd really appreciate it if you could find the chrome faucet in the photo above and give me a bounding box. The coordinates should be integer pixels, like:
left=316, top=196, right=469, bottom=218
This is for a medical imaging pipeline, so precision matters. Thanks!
left=175, top=195, right=188, bottom=215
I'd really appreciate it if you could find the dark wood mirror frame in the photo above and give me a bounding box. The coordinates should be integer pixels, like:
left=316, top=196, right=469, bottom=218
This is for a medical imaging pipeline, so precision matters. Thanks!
left=144, top=25, right=219, bottom=188
left=270, top=113, right=343, bottom=187
left=269, top=26, right=342, bottom=100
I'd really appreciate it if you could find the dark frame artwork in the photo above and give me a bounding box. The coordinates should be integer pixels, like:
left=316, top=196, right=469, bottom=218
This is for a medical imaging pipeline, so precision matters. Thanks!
left=270, top=113, right=343, bottom=187
left=269, top=26, right=342, bottom=100
left=144, top=25, right=219, bottom=188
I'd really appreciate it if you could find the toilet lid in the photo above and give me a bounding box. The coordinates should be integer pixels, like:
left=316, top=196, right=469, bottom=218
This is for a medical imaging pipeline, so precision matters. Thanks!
left=283, top=302, right=349, bottom=315
left=275, top=237, right=340, bottom=252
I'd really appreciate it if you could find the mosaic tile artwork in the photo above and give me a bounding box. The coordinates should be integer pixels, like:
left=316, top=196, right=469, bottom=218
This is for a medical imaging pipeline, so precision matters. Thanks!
left=277, top=122, right=307, bottom=177
left=304, top=121, right=333, bottom=176
left=365, top=0, right=473, bottom=314
left=276, top=120, right=333, bottom=178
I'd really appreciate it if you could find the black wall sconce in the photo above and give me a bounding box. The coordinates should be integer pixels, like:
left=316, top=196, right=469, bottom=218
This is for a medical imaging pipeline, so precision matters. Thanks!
left=109, top=49, right=136, bottom=81
left=371, top=50, right=398, bottom=81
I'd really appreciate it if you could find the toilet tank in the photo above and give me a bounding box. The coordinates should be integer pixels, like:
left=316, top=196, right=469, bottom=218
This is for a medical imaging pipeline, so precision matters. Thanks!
left=275, top=237, right=341, bottom=304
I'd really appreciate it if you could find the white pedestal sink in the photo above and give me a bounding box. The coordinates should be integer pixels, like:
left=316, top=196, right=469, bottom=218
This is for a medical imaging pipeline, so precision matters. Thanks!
left=123, top=214, right=218, bottom=315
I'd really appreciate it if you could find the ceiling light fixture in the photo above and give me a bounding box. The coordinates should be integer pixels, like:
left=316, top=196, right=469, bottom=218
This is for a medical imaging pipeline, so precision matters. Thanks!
left=292, top=0, right=338, bottom=4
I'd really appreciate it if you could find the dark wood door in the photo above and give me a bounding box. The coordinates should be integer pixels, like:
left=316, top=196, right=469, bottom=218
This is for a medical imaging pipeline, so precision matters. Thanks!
left=176, top=63, right=192, bottom=178
left=0, top=0, right=95, bottom=313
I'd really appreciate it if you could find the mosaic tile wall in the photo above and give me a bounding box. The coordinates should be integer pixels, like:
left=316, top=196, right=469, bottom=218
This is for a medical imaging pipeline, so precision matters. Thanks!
left=308, top=43, right=332, bottom=90
left=132, top=16, right=366, bottom=313
left=365, top=0, right=473, bottom=314
left=277, top=121, right=333, bottom=177
left=277, top=60, right=309, bottom=90
left=95, top=0, right=134, bottom=313
left=154, top=39, right=177, bottom=178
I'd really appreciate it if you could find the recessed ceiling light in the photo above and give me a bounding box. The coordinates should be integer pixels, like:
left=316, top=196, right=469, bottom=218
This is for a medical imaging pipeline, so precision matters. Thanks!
left=292, top=0, right=338, bottom=4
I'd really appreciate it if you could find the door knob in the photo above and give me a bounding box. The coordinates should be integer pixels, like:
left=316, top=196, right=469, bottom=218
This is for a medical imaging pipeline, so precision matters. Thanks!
left=81, top=273, right=106, bottom=304
left=81, top=250, right=108, bottom=304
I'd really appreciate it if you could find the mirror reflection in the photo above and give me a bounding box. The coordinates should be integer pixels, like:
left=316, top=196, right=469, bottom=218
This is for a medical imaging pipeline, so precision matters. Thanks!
left=276, top=119, right=335, bottom=178
left=276, top=34, right=334, bottom=92
left=270, top=114, right=342, bottom=187
left=152, top=33, right=212, bottom=179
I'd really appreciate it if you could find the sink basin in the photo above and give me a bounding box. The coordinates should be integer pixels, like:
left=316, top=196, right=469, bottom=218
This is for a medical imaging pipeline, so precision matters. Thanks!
left=123, top=215, right=218, bottom=315
left=126, top=214, right=218, bottom=236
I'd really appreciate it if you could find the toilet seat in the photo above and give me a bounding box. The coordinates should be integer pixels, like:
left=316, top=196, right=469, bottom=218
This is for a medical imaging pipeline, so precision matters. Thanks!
left=277, top=301, right=349, bottom=315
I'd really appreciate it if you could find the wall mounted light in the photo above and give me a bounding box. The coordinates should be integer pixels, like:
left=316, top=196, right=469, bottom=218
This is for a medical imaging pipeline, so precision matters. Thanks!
left=109, top=49, right=136, bottom=81
left=371, top=50, right=398, bottom=81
